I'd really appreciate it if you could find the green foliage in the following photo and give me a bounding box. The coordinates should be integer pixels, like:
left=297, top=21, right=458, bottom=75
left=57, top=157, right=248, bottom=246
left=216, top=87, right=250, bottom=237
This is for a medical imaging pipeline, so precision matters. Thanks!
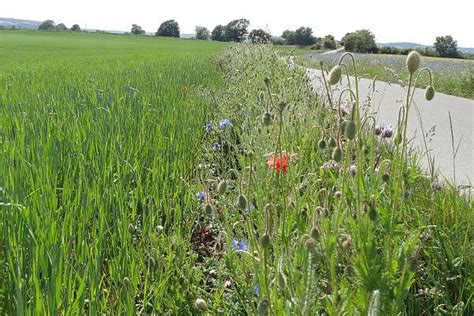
left=434, top=35, right=460, bottom=58
left=342, top=29, right=378, bottom=53
left=55, top=23, right=68, bottom=31
left=295, top=26, right=316, bottom=46
left=223, top=19, right=250, bottom=42
left=281, top=30, right=296, bottom=45
left=322, top=35, right=336, bottom=50
left=249, top=29, right=271, bottom=44
left=156, top=19, right=180, bottom=37
left=70, top=24, right=81, bottom=32
left=38, top=19, right=56, bottom=31
left=211, top=25, right=225, bottom=42
left=195, top=26, right=210, bottom=40
left=131, top=24, right=145, bottom=35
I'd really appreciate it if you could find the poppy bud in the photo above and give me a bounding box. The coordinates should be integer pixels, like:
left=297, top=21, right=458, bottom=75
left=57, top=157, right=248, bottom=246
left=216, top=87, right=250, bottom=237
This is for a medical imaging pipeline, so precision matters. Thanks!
left=382, top=173, right=390, bottom=183
left=257, top=299, right=270, bottom=316
left=339, top=120, right=348, bottom=133
left=310, top=226, right=320, bottom=239
left=194, top=298, right=208, bottom=311
left=318, top=139, right=327, bottom=149
left=394, top=133, right=402, bottom=145
left=328, top=137, right=337, bottom=148
left=217, top=180, right=227, bottom=194
left=278, top=100, right=287, bottom=111
left=368, top=208, right=377, bottom=221
left=332, top=147, right=342, bottom=162
left=328, top=65, right=342, bottom=85
left=344, top=120, right=357, bottom=140
left=262, top=112, right=272, bottom=126
left=260, top=234, right=271, bottom=249
left=425, top=85, right=435, bottom=101
left=264, top=77, right=270, bottom=87
left=406, top=51, right=421, bottom=75
left=205, top=203, right=213, bottom=214
left=237, top=194, right=247, bottom=210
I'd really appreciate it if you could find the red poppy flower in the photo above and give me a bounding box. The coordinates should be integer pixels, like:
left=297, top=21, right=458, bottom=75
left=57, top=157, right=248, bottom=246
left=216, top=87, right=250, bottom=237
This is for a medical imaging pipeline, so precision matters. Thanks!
left=267, top=152, right=289, bottom=173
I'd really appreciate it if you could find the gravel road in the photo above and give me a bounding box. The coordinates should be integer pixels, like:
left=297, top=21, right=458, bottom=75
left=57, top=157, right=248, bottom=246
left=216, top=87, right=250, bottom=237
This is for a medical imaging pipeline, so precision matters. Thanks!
left=308, top=69, right=474, bottom=186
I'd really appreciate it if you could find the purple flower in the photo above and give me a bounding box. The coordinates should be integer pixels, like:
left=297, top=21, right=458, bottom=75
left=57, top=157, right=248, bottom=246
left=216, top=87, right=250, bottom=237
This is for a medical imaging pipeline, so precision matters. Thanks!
left=244, top=203, right=255, bottom=213
left=204, top=122, right=213, bottom=133
left=212, top=143, right=221, bottom=150
left=254, top=284, right=260, bottom=297
left=375, top=125, right=382, bottom=136
left=381, top=125, right=394, bottom=138
left=196, top=191, right=206, bottom=202
left=232, top=239, right=249, bottom=255
left=219, top=119, right=231, bottom=128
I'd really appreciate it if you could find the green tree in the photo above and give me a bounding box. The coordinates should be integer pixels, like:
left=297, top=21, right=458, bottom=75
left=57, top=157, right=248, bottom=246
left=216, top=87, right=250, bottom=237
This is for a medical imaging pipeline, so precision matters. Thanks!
left=70, top=24, right=81, bottom=32
left=224, top=19, right=250, bottom=42
left=56, top=23, right=68, bottom=31
left=434, top=35, right=459, bottom=58
left=156, top=20, right=180, bottom=37
left=195, top=26, right=210, bottom=40
left=211, top=25, right=225, bottom=41
left=342, top=29, right=377, bottom=53
left=282, top=30, right=296, bottom=45
left=131, top=24, right=145, bottom=35
left=294, top=27, right=315, bottom=46
left=248, top=29, right=271, bottom=44
left=38, top=20, right=56, bottom=31
left=322, top=35, right=336, bottom=50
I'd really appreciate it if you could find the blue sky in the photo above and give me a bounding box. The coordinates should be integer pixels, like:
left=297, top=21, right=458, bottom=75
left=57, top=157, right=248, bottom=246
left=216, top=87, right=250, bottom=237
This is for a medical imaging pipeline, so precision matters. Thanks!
left=3, top=0, right=473, bottom=47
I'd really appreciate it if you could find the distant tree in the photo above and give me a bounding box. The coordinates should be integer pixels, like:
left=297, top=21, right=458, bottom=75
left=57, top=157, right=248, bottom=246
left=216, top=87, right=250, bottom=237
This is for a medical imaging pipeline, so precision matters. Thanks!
left=211, top=25, right=226, bottom=42
left=342, top=29, right=377, bottom=53
left=70, top=24, right=81, bottom=32
left=248, top=29, right=271, bottom=44
left=282, top=30, right=296, bottom=45
left=322, top=35, right=336, bottom=50
left=131, top=24, right=145, bottom=35
left=434, top=35, right=459, bottom=58
left=195, top=26, right=210, bottom=40
left=294, top=27, right=315, bottom=46
left=38, top=20, right=56, bottom=31
left=156, top=20, right=180, bottom=37
left=224, top=18, right=250, bottom=42
left=56, top=23, right=68, bottom=31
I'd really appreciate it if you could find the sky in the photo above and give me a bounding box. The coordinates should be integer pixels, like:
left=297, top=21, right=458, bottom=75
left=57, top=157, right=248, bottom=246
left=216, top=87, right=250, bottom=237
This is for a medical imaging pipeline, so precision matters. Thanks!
left=2, top=0, right=474, bottom=47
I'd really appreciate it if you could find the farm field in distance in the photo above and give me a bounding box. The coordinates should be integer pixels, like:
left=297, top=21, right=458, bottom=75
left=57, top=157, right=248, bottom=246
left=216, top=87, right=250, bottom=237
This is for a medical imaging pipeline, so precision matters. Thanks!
left=0, top=31, right=473, bottom=314
left=296, top=50, right=474, bottom=99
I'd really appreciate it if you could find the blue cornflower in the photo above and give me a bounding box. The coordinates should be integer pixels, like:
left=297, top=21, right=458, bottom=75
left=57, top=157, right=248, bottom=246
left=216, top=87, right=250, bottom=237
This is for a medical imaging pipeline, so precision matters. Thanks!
left=204, top=122, right=213, bottom=133
left=219, top=119, right=231, bottom=128
left=232, top=239, right=249, bottom=255
left=196, top=191, right=206, bottom=202
left=254, top=284, right=260, bottom=297
left=244, top=203, right=255, bottom=213
left=381, top=125, right=394, bottom=138
left=212, top=143, right=221, bottom=151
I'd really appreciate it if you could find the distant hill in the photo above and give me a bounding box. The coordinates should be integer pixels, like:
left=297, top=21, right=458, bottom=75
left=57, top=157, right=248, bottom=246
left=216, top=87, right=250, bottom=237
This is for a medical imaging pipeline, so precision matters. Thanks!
left=378, top=42, right=474, bottom=54
left=0, top=17, right=41, bottom=29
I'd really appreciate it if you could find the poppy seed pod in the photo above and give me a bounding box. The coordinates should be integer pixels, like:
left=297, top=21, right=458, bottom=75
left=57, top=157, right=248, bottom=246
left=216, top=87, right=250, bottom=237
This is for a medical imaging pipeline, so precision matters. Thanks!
left=332, top=147, right=342, bottom=162
left=328, top=65, right=342, bottom=85
left=262, top=112, right=272, bottom=126
left=217, top=180, right=227, bottom=194
left=406, top=51, right=421, bottom=74
left=344, top=120, right=357, bottom=140
left=318, top=139, right=327, bottom=149
left=260, top=234, right=271, bottom=249
left=425, top=85, right=435, bottom=101
left=237, top=194, right=248, bottom=210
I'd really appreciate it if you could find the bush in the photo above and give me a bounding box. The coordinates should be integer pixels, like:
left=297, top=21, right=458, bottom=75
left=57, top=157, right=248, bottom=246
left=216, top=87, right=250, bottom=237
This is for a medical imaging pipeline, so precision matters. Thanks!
left=38, top=20, right=56, bottom=31
left=156, top=20, right=180, bottom=38
left=294, top=26, right=315, bottom=46
left=248, top=29, right=271, bottom=44
left=70, top=24, right=81, bottom=32
left=224, top=19, right=250, bottom=42
left=271, top=36, right=285, bottom=45
left=322, top=35, right=336, bottom=50
left=342, top=29, right=378, bottom=53
left=195, top=26, right=210, bottom=40
left=131, top=24, right=145, bottom=35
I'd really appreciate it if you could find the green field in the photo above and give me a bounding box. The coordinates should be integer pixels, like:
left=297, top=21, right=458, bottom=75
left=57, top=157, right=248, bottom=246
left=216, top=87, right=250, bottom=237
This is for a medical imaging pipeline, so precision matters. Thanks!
left=1, top=32, right=473, bottom=314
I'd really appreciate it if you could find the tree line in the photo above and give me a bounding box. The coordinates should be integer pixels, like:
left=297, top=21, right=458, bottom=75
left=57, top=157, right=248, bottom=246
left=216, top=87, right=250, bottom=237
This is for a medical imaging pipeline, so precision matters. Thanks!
left=33, top=19, right=465, bottom=59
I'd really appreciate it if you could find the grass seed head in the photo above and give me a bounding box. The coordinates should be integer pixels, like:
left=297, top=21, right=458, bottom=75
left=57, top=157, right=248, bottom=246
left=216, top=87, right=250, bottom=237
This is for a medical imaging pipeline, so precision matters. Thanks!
left=406, top=51, right=421, bottom=74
